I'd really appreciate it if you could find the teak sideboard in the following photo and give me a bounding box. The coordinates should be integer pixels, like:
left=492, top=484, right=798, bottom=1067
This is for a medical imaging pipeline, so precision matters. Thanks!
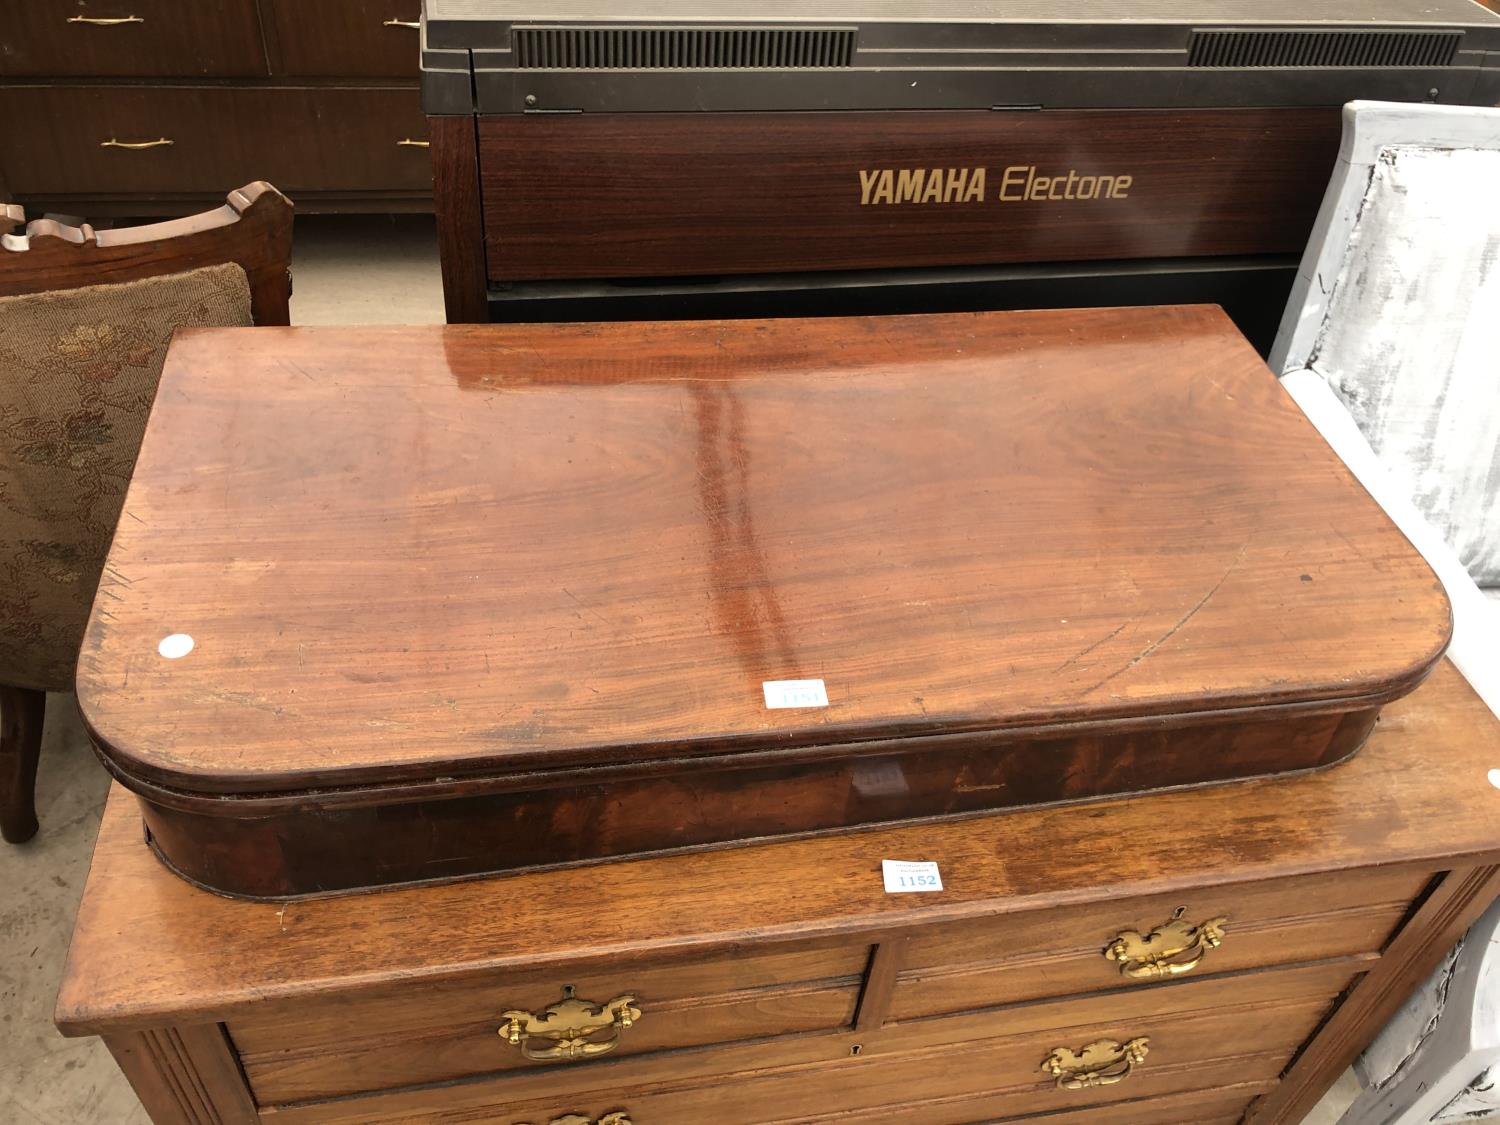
left=56, top=660, right=1500, bottom=1125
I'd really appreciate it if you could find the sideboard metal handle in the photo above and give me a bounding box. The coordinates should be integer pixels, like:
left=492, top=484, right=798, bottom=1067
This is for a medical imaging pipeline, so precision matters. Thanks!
left=68, top=14, right=145, bottom=24
left=1043, top=1037, right=1150, bottom=1090
left=396, top=138, right=431, bottom=148
left=383, top=18, right=420, bottom=28
left=498, top=985, right=641, bottom=1063
left=1104, top=907, right=1227, bottom=979
left=100, top=138, right=174, bottom=150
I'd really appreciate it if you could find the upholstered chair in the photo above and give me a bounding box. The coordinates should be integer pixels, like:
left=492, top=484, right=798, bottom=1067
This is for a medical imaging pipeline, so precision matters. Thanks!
left=0, top=182, right=293, bottom=842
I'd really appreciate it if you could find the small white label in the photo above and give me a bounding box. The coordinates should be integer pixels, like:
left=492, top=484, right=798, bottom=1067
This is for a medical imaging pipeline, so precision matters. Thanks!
left=1488, top=768, right=1500, bottom=791
left=157, top=633, right=195, bottom=659
left=853, top=758, right=909, bottom=798
left=763, top=678, right=828, bottom=709
left=882, top=859, right=943, bottom=894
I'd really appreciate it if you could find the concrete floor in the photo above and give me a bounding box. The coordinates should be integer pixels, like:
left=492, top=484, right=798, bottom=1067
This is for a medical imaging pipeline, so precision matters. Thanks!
left=0, top=214, right=1407, bottom=1122
left=0, top=215, right=445, bottom=1125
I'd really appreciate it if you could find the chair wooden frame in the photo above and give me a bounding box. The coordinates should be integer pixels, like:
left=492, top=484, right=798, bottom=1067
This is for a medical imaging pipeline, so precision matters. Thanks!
left=0, top=181, right=293, bottom=327
left=0, top=181, right=293, bottom=842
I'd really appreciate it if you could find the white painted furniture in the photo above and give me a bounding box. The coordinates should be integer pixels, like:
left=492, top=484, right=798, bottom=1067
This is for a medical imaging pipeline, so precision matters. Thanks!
left=1272, top=99, right=1500, bottom=1125
left=1271, top=100, right=1500, bottom=587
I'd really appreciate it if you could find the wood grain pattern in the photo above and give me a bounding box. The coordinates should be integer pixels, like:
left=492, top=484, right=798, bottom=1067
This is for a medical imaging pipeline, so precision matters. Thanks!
left=891, top=866, right=1429, bottom=1020
left=54, top=661, right=1500, bottom=1039
left=0, top=181, right=293, bottom=326
left=232, top=947, right=865, bottom=1103
left=237, top=976, right=859, bottom=1104
left=103, top=1025, right=257, bottom=1125
left=855, top=938, right=907, bottom=1032
left=131, top=701, right=1381, bottom=897
left=477, top=108, right=1342, bottom=281
left=1244, top=863, right=1500, bottom=1125
left=0, top=0, right=268, bottom=79
left=79, top=309, right=1447, bottom=790
left=429, top=114, right=489, bottom=323
left=312, top=1085, right=1266, bottom=1125
left=1, top=0, right=433, bottom=216
left=75, top=306, right=1449, bottom=893
left=264, top=0, right=422, bottom=77
left=252, top=961, right=1353, bottom=1121
left=0, top=86, right=430, bottom=198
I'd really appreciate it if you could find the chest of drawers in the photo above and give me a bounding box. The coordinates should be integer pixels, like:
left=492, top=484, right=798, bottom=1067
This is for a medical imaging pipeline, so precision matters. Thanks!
left=0, top=0, right=431, bottom=215
left=55, top=660, right=1500, bottom=1124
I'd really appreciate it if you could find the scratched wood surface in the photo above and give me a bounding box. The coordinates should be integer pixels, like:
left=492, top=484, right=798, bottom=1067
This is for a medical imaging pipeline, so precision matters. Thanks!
left=77, top=306, right=1449, bottom=797
left=54, top=660, right=1500, bottom=1036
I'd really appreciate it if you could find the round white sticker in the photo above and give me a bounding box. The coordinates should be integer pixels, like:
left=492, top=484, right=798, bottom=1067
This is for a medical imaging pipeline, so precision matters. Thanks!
left=158, top=633, right=195, bottom=659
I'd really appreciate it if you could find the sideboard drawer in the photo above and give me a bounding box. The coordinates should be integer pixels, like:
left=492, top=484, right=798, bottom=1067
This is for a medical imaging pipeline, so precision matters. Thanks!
left=892, top=865, right=1429, bottom=1020
left=254, top=960, right=1352, bottom=1123
left=231, top=942, right=867, bottom=1104
left=0, top=86, right=432, bottom=196
left=0, top=0, right=267, bottom=78
left=266, top=0, right=423, bottom=77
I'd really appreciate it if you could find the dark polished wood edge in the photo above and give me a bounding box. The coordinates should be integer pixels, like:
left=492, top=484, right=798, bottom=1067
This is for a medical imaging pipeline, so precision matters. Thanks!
left=82, top=652, right=1443, bottom=805
left=0, top=686, right=46, bottom=844
left=131, top=706, right=1379, bottom=901
left=429, top=115, right=488, bottom=323
left=1245, top=864, right=1500, bottom=1124
left=51, top=663, right=1500, bottom=1037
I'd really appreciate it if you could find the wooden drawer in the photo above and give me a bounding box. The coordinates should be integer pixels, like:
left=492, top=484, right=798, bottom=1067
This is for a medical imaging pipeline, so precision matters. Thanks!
left=230, top=942, right=868, bottom=1104
left=257, top=960, right=1353, bottom=1123
left=892, top=865, right=1430, bottom=1021
left=492, top=1084, right=1272, bottom=1125
left=266, top=0, right=423, bottom=77
left=0, top=0, right=266, bottom=78
left=0, top=86, right=432, bottom=196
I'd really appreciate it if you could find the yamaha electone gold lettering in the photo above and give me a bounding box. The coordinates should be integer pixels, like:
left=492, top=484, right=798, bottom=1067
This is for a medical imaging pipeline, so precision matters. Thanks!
left=422, top=0, right=1500, bottom=341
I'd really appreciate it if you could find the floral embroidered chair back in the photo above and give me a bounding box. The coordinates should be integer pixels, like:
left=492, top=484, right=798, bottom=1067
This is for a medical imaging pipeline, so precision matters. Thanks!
left=0, top=182, right=292, bottom=843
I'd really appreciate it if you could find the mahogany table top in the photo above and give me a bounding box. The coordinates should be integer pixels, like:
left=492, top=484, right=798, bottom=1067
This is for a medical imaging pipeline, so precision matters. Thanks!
left=77, top=308, right=1448, bottom=797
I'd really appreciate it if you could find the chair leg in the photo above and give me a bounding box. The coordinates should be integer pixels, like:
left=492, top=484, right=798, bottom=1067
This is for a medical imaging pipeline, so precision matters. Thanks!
left=0, top=685, right=46, bottom=844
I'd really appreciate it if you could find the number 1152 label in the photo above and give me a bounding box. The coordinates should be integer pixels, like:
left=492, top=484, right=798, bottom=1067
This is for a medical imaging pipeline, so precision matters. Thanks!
left=882, top=859, right=943, bottom=893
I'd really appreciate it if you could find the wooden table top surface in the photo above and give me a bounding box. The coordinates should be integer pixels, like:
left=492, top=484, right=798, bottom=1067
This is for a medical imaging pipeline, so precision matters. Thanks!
left=56, top=660, right=1500, bottom=1035
left=76, top=308, right=1447, bottom=796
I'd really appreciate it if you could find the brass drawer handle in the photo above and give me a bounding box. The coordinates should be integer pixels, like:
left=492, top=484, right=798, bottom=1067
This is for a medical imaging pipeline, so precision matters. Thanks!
left=499, top=986, right=641, bottom=1063
left=1043, top=1037, right=1150, bottom=1090
left=384, top=18, right=420, bottom=28
left=519, top=1115, right=632, bottom=1125
left=396, top=138, right=431, bottom=148
left=68, top=14, right=145, bottom=24
left=1104, top=907, right=1226, bottom=979
left=100, top=138, right=173, bottom=150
